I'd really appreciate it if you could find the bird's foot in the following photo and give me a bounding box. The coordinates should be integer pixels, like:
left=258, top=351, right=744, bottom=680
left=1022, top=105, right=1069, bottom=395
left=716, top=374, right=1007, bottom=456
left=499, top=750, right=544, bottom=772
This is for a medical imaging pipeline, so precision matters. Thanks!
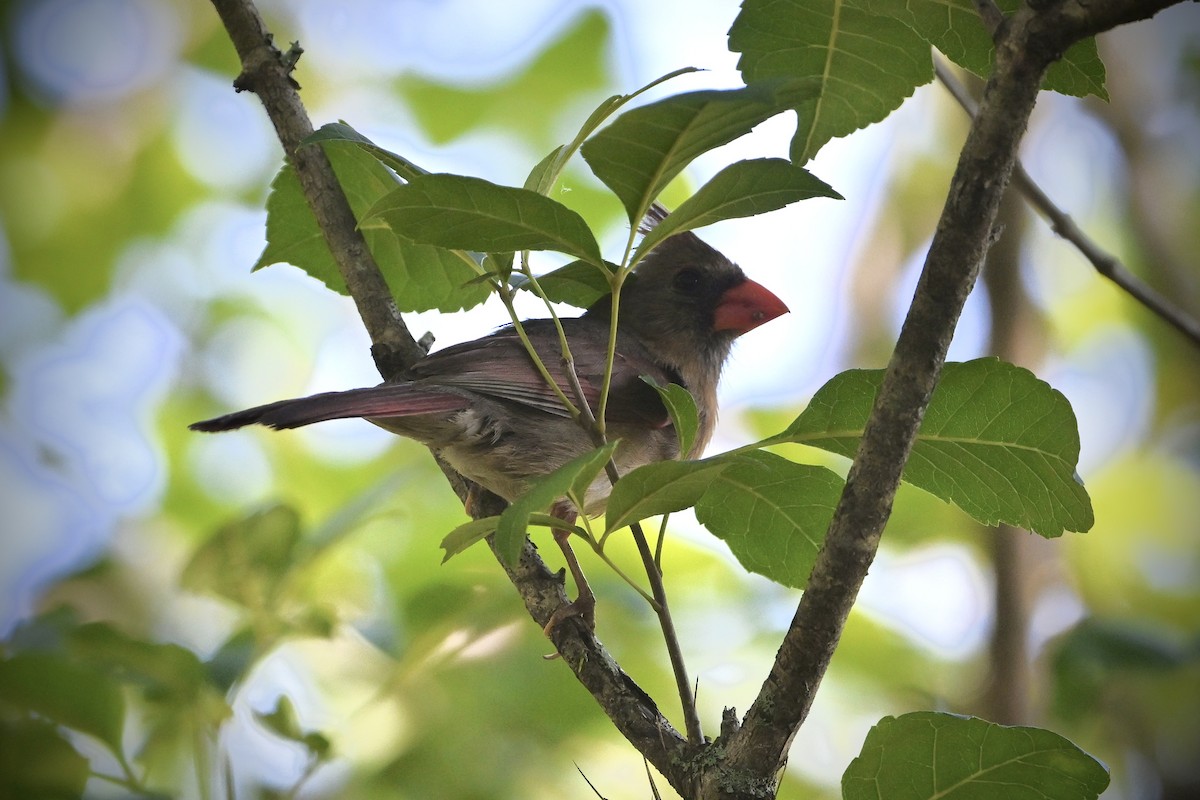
left=543, top=588, right=596, bottom=637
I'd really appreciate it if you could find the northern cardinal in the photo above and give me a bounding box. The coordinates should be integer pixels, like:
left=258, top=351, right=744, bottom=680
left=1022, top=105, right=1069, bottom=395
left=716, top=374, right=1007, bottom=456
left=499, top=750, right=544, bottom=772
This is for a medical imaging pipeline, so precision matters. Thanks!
left=192, top=212, right=788, bottom=628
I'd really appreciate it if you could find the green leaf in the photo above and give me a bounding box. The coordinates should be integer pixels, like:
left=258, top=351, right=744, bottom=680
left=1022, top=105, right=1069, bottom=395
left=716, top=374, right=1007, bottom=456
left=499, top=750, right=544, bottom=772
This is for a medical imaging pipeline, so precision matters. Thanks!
left=862, top=0, right=1107, bottom=100
left=0, top=719, right=90, bottom=799
left=603, top=459, right=731, bottom=534
left=581, top=79, right=819, bottom=222
left=635, top=158, right=841, bottom=258
left=255, top=142, right=489, bottom=312
left=1052, top=617, right=1193, bottom=673
left=256, top=695, right=334, bottom=761
left=257, top=694, right=304, bottom=741
left=181, top=504, right=304, bottom=610
left=731, top=0, right=933, bottom=164
left=440, top=515, right=502, bottom=561
left=364, top=173, right=604, bottom=266
left=694, top=451, right=844, bottom=588
left=509, top=259, right=614, bottom=308
left=0, top=652, right=126, bottom=759
left=68, top=622, right=210, bottom=704
left=1045, top=38, right=1108, bottom=101
left=205, top=628, right=258, bottom=693
left=526, top=66, right=702, bottom=196
left=843, top=712, right=1110, bottom=800
left=494, top=442, right=619, bottom=565
left=776, top=359, right=1094, bottom=536
left=304, top=121, right=429, bottom=181
left=639, top=377, right=701, bottom=459
left=441, top=512, right=590, bottom=562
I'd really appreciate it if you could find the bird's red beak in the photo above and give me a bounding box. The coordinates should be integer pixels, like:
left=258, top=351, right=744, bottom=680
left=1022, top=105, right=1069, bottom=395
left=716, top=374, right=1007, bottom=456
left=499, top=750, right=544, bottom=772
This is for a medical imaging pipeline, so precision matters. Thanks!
left=713, top=278, right=789, bottom=334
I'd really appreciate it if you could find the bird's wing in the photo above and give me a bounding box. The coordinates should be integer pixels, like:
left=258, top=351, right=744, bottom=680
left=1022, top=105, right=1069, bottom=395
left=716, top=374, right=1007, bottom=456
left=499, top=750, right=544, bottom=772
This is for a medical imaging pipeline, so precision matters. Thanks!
left=414, top=318, right=672, bottom=427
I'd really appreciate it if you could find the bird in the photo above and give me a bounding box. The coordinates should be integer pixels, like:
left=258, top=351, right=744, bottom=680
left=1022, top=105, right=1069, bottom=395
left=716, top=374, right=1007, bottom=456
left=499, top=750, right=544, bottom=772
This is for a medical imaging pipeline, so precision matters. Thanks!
left=191, top=210, right=789, bottom=630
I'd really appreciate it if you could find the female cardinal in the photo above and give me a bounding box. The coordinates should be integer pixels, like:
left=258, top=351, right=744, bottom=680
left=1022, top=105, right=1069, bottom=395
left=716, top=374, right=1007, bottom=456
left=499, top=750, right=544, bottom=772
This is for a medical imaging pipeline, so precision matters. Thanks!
left=191, top=218, right=787, bottom=627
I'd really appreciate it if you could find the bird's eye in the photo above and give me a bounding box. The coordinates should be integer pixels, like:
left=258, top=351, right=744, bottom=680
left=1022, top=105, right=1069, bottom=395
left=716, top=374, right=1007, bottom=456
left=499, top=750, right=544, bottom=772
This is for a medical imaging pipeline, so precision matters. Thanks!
left=672, top=267, right=701, bottom=293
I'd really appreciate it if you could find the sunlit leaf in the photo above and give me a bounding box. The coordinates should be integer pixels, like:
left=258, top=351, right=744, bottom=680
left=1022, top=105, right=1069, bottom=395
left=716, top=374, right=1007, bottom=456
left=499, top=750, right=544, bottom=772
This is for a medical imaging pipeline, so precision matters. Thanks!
left=773, top=359, right=1094, bottom=536
left=494, top=442, right=619, bottom=565
left=730, top=0, right=932, bottom=164
left=843, top=712, right=1110, bottom=800
left=581, top=80, right=819, bottom=222
left=364, top=174, right=604, bottom=266
left=603, top=458, right=729, bottom=534
left=635, top=158, right=841, bottom=258
left=694, top=451, right=844, bottom=588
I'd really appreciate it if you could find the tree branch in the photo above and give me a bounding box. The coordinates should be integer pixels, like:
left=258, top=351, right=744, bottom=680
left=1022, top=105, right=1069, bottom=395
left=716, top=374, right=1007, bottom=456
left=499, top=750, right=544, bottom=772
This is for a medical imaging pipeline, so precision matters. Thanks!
left=700, top=0, right=1181, bottom=796
left=209, top=0, right=424, bottom=376
left=935, top=57, right=1200, bottom=349
left=208, top=0, right=703, bottom=792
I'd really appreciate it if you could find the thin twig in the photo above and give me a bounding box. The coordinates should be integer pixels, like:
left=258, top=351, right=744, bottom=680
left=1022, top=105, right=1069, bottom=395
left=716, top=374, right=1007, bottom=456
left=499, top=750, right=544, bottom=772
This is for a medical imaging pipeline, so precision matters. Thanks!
left=935, top=57, right=1200, bottom=348
left=560, top=346, right=704, bottom=745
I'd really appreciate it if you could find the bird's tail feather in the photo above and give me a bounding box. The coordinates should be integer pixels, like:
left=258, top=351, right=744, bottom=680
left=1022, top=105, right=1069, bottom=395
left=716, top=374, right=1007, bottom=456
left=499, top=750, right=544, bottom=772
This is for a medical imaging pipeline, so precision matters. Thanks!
left=189, top=384, right=468, bottom=432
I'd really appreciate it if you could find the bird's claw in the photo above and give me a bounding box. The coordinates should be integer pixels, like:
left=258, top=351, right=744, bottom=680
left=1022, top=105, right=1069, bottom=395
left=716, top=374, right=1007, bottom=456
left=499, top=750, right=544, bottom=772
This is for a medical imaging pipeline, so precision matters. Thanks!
left=543, top=590, right=596, bottom=637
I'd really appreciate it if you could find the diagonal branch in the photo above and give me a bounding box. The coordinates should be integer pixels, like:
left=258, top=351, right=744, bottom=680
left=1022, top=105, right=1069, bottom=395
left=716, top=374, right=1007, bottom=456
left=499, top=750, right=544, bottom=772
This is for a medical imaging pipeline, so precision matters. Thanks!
left=699, top=0, right=1182, bottom=796
left=935, top=56, right=1200, bottom=349
left=208, top=0, right=703, bottom=792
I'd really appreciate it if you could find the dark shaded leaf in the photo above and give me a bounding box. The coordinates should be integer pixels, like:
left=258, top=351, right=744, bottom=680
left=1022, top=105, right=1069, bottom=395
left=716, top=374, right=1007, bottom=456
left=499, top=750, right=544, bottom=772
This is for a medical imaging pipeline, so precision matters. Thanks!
left=639, top=377, right=700, bottom=459
left=0, top=719, right=89, bottom=799
left=510, top=260, right=614, bottom=308
left=69, top=622, right=209, bottom=703
left=0, top=652, right=125, bottom=759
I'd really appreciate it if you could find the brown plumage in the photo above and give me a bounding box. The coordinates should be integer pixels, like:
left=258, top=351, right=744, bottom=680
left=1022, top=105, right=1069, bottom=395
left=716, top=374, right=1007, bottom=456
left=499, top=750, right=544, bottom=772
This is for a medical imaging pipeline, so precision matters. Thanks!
left=191, top=218, right=787, bottom=627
